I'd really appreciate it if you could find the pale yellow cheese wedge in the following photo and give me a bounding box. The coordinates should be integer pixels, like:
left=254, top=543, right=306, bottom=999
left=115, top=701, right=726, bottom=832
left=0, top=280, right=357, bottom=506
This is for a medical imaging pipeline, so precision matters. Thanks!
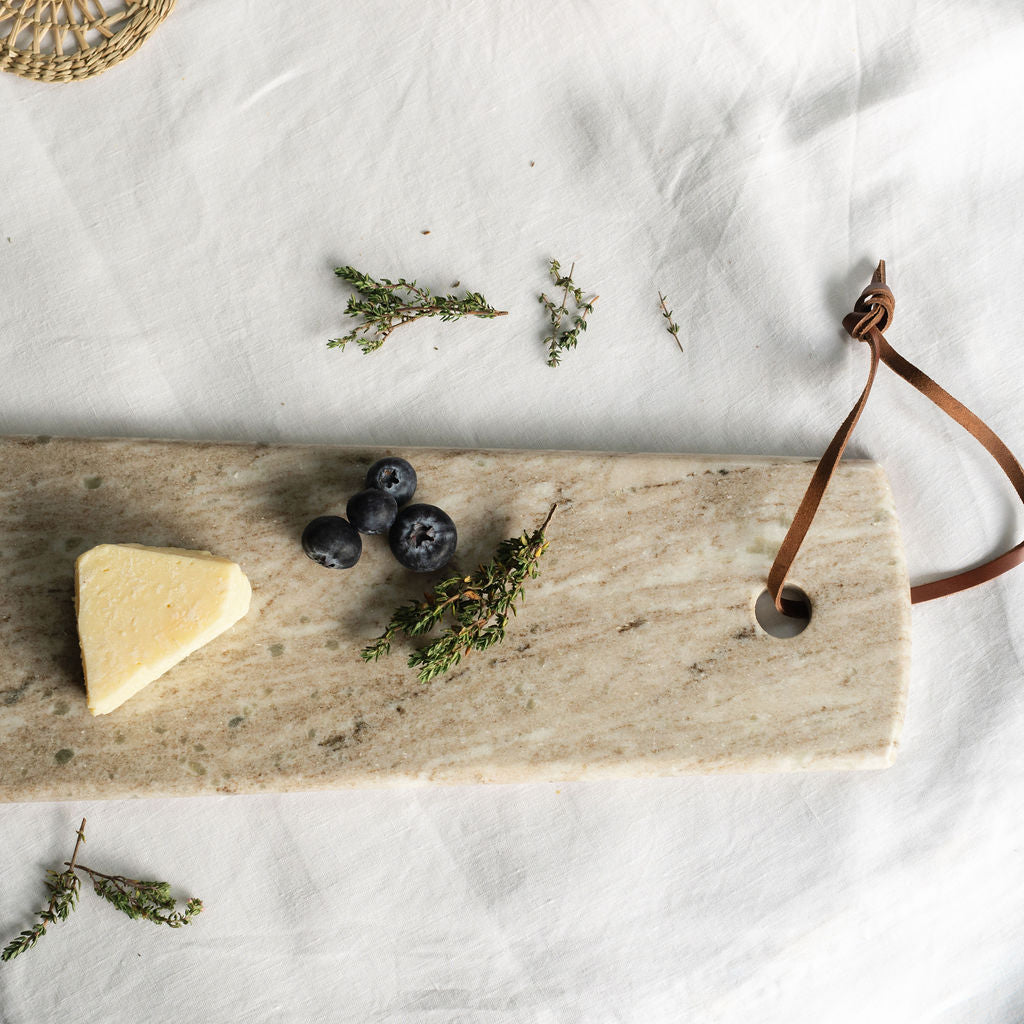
left=75, top=543, right=252, bottom=716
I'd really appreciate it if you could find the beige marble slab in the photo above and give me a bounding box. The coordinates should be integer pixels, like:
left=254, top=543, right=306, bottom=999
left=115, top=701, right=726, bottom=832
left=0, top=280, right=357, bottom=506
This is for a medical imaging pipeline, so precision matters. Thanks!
left=0, top=435, right=911, bottom=801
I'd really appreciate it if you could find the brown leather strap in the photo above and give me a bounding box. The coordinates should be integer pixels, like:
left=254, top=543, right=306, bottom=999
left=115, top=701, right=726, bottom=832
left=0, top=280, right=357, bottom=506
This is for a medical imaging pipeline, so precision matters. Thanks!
left=769, top=260, right=1024, bottom=614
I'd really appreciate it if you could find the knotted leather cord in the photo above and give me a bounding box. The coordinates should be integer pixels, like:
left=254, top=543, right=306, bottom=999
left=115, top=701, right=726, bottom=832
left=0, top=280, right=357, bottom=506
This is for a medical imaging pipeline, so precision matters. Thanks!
left=768, top=260, right=1024, bottom=616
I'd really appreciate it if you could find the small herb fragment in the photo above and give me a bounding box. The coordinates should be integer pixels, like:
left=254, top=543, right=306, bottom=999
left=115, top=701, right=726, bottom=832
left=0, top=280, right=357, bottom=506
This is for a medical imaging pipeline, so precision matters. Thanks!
left=658, top=292, right=682, bottom=352
left=329, top=266, right=507, bottom=353
left=2, top=819, right=203, bottom=962
left=539, top=260, right=597, bottom=367
left=363, top=505, right=556, bottom=683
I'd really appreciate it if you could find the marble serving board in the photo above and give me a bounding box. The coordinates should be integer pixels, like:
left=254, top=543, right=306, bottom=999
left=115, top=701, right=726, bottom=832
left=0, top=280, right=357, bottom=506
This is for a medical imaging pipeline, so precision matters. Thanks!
left=0, top=435, right=911, bottom=802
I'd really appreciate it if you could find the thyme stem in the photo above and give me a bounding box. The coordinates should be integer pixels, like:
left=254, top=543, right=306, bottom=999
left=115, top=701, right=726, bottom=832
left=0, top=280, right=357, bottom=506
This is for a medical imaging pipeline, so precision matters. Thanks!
left=658, top=291, right=682, bottom=352
left=68, top=817, right=87, bottom=873
left=558, top=262, right=575, bottom=324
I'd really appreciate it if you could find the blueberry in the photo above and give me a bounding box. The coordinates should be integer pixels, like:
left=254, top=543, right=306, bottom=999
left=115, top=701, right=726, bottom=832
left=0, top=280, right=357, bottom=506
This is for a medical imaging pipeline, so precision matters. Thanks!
left=346, top=488, right=398, bottom=535
left=365, top=457, right=417, bottom=506
left=301, top=515, right=362, bottom=569
left=389, top=504, right=457, bottom=572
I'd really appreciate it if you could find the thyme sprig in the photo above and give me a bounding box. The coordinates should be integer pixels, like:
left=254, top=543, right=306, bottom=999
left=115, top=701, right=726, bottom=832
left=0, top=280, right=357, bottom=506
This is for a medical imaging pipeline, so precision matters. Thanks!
left=539, top=260, right=597, bottom=367
left=363, top=505, right=556, bottom=683
left=0, top=820, right=85, bottom=962
left=329, top=266, right=507, bottom=353
left=658, top=292, right=682, bottom=352
left=2, top=819, right=203, bottom=962
left=83, top=871, right=203, bottom=927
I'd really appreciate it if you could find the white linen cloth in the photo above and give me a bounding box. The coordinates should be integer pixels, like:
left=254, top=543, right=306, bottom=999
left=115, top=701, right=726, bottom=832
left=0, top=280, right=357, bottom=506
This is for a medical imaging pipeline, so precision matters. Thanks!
left=2, top=2, right=1023, bottom=1020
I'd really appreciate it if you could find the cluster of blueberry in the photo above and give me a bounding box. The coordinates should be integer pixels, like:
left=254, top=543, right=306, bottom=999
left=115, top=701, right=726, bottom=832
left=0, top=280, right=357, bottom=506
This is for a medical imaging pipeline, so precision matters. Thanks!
left=301, top=457, right=458, bottom=573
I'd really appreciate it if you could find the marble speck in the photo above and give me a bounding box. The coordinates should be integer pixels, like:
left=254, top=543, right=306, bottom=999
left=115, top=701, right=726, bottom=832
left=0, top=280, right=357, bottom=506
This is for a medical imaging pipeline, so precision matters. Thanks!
left=0, top=436, right=911, bottom=802
left=3, top=679, right=31, bottom=705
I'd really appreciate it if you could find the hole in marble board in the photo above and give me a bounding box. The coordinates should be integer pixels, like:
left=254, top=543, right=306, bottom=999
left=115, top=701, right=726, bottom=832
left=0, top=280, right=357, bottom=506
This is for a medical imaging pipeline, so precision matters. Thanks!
left=754, top=586, right=811, bottom=638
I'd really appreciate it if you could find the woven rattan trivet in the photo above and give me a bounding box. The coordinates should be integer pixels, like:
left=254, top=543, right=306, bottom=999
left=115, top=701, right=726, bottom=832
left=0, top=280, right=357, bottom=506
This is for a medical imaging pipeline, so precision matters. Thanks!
left=0, top=0, right=174, bottom=82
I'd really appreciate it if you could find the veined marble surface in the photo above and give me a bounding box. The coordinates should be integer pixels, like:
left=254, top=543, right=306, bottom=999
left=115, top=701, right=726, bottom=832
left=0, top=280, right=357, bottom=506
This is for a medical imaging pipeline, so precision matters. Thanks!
left=0, top=436, right=911, bottom=801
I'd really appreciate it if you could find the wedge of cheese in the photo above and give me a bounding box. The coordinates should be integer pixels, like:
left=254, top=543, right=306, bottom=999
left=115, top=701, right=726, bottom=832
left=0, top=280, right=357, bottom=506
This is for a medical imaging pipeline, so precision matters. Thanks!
left=75, top=544, right=252, bottom=715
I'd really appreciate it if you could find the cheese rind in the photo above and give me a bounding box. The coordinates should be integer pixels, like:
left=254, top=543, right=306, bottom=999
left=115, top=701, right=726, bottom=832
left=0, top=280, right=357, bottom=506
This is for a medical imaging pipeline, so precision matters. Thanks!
left=75, top=544, right=252, bottom=715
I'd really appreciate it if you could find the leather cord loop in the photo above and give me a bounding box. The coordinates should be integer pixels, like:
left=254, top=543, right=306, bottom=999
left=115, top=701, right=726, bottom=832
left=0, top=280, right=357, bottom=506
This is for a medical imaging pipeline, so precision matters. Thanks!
left=846, top=275, right=894, bottom=337
left=768, top=260, right=1024, bottom=615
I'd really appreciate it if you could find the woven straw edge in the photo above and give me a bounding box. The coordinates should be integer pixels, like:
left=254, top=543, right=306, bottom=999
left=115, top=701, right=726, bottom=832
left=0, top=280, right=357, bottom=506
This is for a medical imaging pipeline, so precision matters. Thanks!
left=0, top=0, right=175, bottom=82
